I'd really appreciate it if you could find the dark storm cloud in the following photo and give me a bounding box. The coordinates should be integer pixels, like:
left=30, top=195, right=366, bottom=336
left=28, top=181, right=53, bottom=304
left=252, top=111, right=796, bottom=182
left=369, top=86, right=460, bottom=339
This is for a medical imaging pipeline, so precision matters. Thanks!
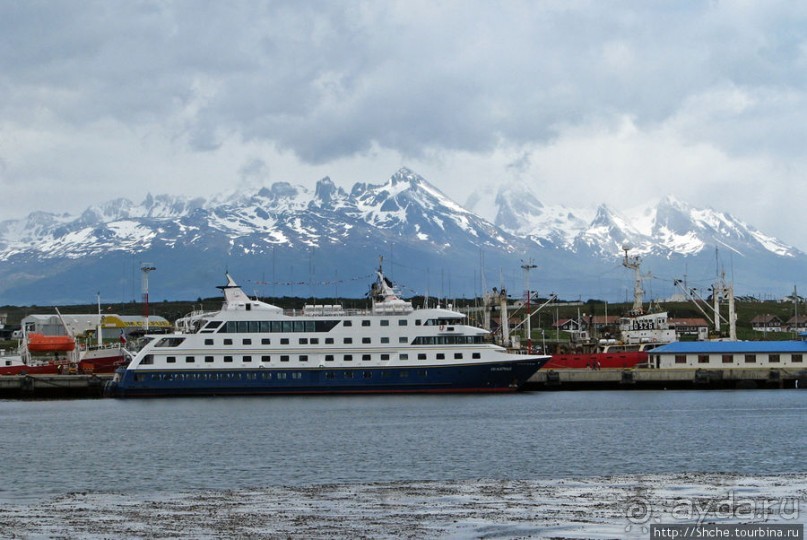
left=3, top=1, right=807, bottom=163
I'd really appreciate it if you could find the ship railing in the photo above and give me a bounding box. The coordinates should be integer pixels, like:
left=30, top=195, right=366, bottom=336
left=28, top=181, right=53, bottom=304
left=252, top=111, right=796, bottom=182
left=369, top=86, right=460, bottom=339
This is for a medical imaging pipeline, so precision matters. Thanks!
left=284, top=307, right=417, bottom=317
left=285, top=307, right=371, bottom=317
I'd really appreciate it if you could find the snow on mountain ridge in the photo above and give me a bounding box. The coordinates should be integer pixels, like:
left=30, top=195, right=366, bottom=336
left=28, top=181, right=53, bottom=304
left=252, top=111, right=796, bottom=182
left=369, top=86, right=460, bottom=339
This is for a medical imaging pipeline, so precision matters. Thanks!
left=0, top=169, right=799, bottom=265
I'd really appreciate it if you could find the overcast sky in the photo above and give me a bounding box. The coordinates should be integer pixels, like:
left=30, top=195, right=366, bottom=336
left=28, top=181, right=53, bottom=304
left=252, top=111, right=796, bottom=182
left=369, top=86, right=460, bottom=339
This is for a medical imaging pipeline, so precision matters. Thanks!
left=2, top=1, right=807, bottom=248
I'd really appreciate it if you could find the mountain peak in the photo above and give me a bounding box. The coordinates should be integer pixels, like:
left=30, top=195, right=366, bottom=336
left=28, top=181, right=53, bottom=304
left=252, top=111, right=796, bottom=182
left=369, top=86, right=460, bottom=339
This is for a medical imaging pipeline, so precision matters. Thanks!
left=391, top=167, right=419, bottom=183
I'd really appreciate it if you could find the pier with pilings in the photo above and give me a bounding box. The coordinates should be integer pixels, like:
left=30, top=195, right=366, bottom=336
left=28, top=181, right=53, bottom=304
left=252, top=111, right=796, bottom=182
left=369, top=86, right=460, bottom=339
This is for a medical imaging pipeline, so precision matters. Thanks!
left=528, top=367, right=807, bottom=390
left=0, top=374, right=113, bottom=399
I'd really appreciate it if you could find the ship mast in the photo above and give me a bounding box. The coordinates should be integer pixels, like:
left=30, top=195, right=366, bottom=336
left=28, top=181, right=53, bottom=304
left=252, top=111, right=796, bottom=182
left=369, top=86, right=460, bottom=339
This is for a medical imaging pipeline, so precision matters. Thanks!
left=521, top=259, right=537, bottom=354
left=622, top=245, right=644, bottom=316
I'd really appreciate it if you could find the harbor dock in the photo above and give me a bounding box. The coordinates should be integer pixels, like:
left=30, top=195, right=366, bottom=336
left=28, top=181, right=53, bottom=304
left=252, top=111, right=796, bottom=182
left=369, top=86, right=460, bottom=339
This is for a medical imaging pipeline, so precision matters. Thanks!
left=1, top=368, right=806, bottom=399
left=528, top=367, right=807, bottom=390
left=0, top=374, right=112, bottom=399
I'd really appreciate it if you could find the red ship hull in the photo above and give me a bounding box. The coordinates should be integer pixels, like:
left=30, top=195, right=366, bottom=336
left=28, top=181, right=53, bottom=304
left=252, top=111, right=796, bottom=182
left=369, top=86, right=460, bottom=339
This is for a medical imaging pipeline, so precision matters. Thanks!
left=0, top=363, right=61, bottom=376
left=77, top=348, right=127, bottom=374
left=543, top=350, right=648, bottom=369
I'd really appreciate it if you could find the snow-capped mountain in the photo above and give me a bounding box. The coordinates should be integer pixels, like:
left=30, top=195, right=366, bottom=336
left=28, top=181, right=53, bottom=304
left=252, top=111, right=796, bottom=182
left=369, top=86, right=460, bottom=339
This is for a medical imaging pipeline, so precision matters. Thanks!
left=0, top=168, right=803, bottom=304
left=494, top=185, right=800, bottom=259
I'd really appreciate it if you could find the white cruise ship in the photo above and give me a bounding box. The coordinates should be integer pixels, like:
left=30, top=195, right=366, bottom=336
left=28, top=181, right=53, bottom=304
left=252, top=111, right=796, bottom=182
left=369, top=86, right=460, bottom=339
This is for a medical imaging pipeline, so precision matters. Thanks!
left=106, top=264, right=549, bottom=397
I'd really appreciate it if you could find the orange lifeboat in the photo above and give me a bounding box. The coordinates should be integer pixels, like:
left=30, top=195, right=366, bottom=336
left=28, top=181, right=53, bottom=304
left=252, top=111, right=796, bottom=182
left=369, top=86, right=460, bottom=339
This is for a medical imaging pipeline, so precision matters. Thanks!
left=26, top=333, right=76, bottom=352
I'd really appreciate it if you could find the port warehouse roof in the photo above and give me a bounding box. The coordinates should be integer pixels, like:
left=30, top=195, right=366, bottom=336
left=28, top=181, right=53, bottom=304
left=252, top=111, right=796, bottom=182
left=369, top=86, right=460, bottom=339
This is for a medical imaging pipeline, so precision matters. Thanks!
left=652, top=337, right=807, bottom=354
left=22, top=314, right=171, bottom=336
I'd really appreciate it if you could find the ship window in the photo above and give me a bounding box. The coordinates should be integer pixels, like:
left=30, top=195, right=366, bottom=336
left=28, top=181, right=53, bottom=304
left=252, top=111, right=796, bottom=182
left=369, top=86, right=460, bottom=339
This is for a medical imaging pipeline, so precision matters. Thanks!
left=277, top=373, right=287, bottom=379
left=344, top=371, right=353, bottom=379
left=380, top=337, right=389, bottom=344
left=722, top=354, right=733, bottom=363
left=362, top=320, right=371, bottom=327
left=415, top=320, right=422, bottom=326
left=155, top=337, right=186, bottom=347
left=185, top=356, right=195, bottom=363
left=745, top=354, right=756, bottom=363
left=343, top=321, right=352, bottom=327
left=248, top=321, right=259, bottom=333
left=794, top=354, right=803, bottom=363
left=224, top=338, right=233, bottom=345
left=299, top=338, right=308, bottom=345
left=769, top=354, right=780, bottom=363
left=281, top=355, right=290, bottom=362
left=362, top=337, right=371, bottom=344
left=282, top=321, right=292, bottom=332
left=300, top=355, right=308, bottom=362
left=306, top=322, right=315, bottom=332
left=697, top=355, right=709, bottom=364
left=325, top=355, right=334, bottom=362
left=262, top=338, right=271, bottom=345
left=280, top=338, right=289, bottom=345
left=262, top=355, right=271, bottom=362
left=167, top=356, right=176, bottom=363
left=344, top=354, right=353, bottom=361
left=363, top=371, right=372, bottom=379
left=326, top=371, right=335, bottom=379
left=237, top=321, right=248, bottom=333
left=292, top=372, right=302, bottom=380
left=381, top=354, right=390, bottom=361
left=399, top=337, right=408, bottom=344
left=141, top=354, right=154, bottom=365
left=325, top=338, right=334, bottom=344
left=674, top=355, right=686, bottom=364
left=399, top=353, right=408, bottom=360
left=398, top=319, right=408, bottom=326
left=472, top=353, right=481, bottom=359
left=260, top=321, right=270, bottom=332
left=293, top=321, right=306, bottom=332
left=344, top=338, right=353, bottom=344
left=310, top=338, right=319, bottom=345
left=205, top=356, right=214, bottom=363
left=400, top=371, right=409, bottom=378
left=380, top=320, right=389, bottom=327
left=419, top=370, right=428, bottom=377
left=204, top=339, right=214, bottom=345
left=243, top=338, right=252, bottom=345
left=454, top=353, right=463, bottom=359
left=243, top=356, right=252, bottom=363
left=362, top=354, right=371, bottom=361
left=224, top=356, right=233, bottom=363
left=418, top=353, right=427, bottom=360
left=436, top=353, right=445, bottom=360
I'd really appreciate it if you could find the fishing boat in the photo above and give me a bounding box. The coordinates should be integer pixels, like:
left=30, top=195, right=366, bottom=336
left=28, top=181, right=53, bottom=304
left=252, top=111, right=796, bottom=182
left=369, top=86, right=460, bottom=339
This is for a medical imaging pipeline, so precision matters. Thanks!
left=544, top=247, right=676, bottom=370
left=106, top=262, right=549, bottom=397
left=0, top=312, right=128, bottom=376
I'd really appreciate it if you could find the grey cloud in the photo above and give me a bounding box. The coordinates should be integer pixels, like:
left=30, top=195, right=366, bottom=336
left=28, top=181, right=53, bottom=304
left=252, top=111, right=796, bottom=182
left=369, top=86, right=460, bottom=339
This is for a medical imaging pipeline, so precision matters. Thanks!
left=3, top=1, right=807, bottom=189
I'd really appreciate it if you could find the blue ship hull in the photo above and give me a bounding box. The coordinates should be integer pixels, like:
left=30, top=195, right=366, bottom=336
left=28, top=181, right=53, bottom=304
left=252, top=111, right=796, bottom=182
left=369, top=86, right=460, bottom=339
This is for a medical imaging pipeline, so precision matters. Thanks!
left=105, top=359, right=546, bottom=398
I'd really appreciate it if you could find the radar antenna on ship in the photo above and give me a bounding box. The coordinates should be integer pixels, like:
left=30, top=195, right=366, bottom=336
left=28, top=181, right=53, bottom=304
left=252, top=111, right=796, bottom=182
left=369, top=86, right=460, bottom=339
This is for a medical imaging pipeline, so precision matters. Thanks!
left=370, top=256, right=399, bottom=302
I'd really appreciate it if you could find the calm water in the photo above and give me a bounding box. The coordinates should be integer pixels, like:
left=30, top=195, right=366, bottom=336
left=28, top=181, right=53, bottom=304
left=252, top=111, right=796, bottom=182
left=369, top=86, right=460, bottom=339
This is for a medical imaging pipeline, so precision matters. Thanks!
left=0, top=390, right=804, bottom=503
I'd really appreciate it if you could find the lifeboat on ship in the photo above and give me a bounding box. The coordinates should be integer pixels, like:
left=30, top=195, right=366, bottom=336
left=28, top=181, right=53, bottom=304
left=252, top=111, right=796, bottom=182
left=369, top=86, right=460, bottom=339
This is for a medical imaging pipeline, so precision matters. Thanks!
left=26, top=333, right=76, bottom=353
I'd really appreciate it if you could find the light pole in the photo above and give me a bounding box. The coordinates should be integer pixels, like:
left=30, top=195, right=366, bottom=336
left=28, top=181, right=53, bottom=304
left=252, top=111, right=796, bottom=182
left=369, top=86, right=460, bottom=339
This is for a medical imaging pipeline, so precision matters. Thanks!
left=141, top=263, right=156, bottom=332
